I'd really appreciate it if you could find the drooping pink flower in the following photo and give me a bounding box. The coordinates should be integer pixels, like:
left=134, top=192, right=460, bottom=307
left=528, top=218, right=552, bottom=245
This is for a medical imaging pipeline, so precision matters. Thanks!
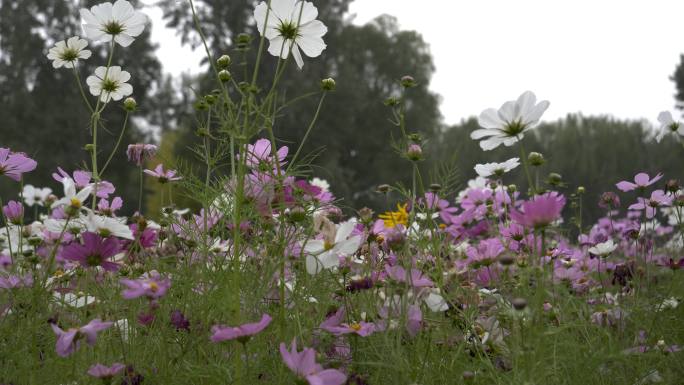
left=61, top=232, right=121, bottom=271
left=87, top=363, right=126, bottom=379
left=244, top=138, right=288, bottom=170
left=51, top=318, right=113, bottom=357
left=628, top=190, right=672, bottom=218
left=98, top=196, right=123, bottom=216
left=2, top=200, right=24, bottom=225
left=143, top=164, right=182, bottom=183
left=385, top=265, right=434, bottom=287
left=319, top=308, right=375, bottom=337
left=510, top=192, right=566, bottom=229
left=616, top=172, right=663, bottom=192
left=279, top=339, right=346, bottom=385
left=127, top=144, right=158, bottom=166
left=0, top=148, right=37, bottom=181
left=120, top=271, right=171, bottom=300
left=210, top=314, right=272, bottom=343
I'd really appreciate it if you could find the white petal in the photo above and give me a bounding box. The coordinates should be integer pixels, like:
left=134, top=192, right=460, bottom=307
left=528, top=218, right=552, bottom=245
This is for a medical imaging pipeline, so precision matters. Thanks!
left=291, top=44, right=304, bottom=69
left=296, top=33, right=326, bottom=58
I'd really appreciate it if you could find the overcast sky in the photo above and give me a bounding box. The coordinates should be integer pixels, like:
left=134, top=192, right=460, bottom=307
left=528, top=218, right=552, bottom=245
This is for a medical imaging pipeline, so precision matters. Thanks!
left=142, top=0, right=684, bottom=127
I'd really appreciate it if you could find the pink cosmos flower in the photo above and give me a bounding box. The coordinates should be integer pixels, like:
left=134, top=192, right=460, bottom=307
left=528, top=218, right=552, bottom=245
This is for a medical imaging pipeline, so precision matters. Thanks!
left=52, top=168, right=115, bottom=198
left=244, top=138, right=288, bottom=170
left=98, top=196, right=123, bottom=216
left=61, top=232, right=121, bottom=271
left=51, top=318, right=113, bottom=357
left=466, top=238, right=505, bottom=268
left=279, top=339, right=346, bottom=385
left=120, top=270, right=171, bottom=300
left=510, top=191, right=566, bottom=229
left=126, top=144, right=158, bottom=166
left=0, top=148, right=37, bottom=181
left=385, top=265, right=434, bottom=287
left=616, top=172, right=663, bottom=192
left=210, top=314, right=272, bottom=343
left=2, top=200, right=23, bottom=225
left=0, top=274, right=33, bottom=289
left=319, top=308, right=375, bottom=337
left=87, top=363, right=126, bottom=378
left=628, top=190, right=672, bottom=219
left=144, top=164, right=181, bottom=183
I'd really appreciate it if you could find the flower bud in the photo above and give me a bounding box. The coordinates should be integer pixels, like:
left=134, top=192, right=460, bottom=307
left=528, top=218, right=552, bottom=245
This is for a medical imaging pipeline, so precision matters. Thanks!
left=194, top=100, right=209, bottom=111
left=358, top=207, right=374, bottom=224
left=236, top=33, right=251, bottom=50
left=84, top=144, right=96, bottom=152
left=429, top=183, right=442, bottom=192
left=288, top=206, right=307, bottom=222
left=498, top=254, right=515, bottom=266
left=528, top=152, right=545, bottom=166
left=576, top=186, right=585, bottom=194
left=407, top=144, right=423, bottom=161
left=376, top=184, right=390, bottom=194
left=512, top=297, right=528, bottom=310
left=507, top=184, right=517, bottom=193
left=547, top=173, right=562, bottom=186
left=216, top=54, right=232, bottom=68
left=204, top=94, right=217, bottom=105
left=384, top=97, right=400, bottom=107
left=665, top=179, right=680, bottom=193
left=123, top=97, right=137, bottom=111
left=408, top=133, right=422, bottom=143
left=400, top=75, right=416, bottom=88
left=462, top=371, right=475, bottom=382
left=321, top=77, right=336, bottom=91
left=218, top=70, right=232, bottom=83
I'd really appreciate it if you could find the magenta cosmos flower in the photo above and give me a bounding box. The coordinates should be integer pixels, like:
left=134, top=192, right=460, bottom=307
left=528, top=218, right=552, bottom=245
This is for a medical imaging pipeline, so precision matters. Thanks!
left=144, top=164, right=181, bottom=183
left=210, top=314, right=272, bottom=343
left=87, top=362, right=125, bottom=379
left=616, top=172, right=663, bottom=192
left=510, top=192, right=566, bottom=229
left=120, top=270, right=171, bottom=300
left=319, top=307, right=375, bottom=337
left=628, top=190, right=672, bottom=218
left=0, top=148, right=37, bottom=181
left=61, top=232, right=121, bottom=271
left=280, top=339, right=346, bottom=385
left=2, top=200, right=24, bottom=225
left=51, top=318, right=113, bottom=357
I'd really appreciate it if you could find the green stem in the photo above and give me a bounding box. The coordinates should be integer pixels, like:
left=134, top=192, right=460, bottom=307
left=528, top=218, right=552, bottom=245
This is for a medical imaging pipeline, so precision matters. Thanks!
left=518, top=140, right=535, bottom=195
left=100, top=111, right=130, bottom=176
left=287, top=92, right=327, bottom=170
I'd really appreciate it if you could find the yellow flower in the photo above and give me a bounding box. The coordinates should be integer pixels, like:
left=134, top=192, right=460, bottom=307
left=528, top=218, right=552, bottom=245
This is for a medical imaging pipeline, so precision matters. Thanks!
left=379, top=203, right=409, bottom=227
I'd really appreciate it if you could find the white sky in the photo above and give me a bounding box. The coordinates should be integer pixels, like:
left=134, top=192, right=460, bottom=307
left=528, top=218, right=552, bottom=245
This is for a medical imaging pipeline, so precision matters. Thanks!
left=142, top=0, right=684, bottom=126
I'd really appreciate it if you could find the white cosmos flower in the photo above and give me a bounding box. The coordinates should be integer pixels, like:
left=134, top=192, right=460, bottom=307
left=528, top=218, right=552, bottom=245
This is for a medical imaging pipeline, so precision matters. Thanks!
left=474, top=157, right=520, bottom=178
left=254, top=0, right=328, bottom=69
left=303, top=218, right=361, bottom=275
left=52, top=177, right=93, bottom=209
left=53, top=292, right=97, bottom=308
left=83, top=211, right=133, bottom=239
left=310, top=177, right=330, bottom=192
left=472, top=91, right=550, bottom=151
left=46, top=36, right=92, bottom=69
left=588, top=239, right=618, bottom=256
left=86, top=66, right=133, bottom=103
left=422, top=288, right=449, bottom=312
left=80, top=0, right=147, bottom=47
left=655, top=111, right=683, bottom=143
left=22, top=185, right=52, bottom=207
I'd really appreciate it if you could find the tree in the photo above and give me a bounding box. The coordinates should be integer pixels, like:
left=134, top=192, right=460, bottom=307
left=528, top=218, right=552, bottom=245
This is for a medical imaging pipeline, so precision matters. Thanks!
left=673, top=54, right=684, bottom=111
left=0, top=0, right=161, bottom=211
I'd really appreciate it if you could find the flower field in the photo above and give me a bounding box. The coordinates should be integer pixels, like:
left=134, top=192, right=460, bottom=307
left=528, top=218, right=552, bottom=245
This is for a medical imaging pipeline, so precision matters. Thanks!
left=1, top=1, right=683, bottom=384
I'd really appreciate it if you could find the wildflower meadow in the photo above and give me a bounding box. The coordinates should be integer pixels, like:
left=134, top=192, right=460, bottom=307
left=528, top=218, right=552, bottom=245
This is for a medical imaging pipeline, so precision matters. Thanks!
left=1, top=1, right=683, bottom=384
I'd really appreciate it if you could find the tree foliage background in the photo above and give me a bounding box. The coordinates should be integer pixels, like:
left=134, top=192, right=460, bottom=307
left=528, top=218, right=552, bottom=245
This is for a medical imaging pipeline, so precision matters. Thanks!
left=1, top=0, right=682, bottom=231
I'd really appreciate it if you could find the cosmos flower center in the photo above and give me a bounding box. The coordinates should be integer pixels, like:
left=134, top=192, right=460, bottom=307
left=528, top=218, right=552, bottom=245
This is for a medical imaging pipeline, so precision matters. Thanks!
left=503, top=119, right=526, bottom=136
left=323, top=241, right=334, bottom=251
left=70, top=197, right=82, bottom=208
left=669, top=122, right=680, bottom=132
left=86, top=254, right=103, bottom=267
left=349, top=322, right=362, bottom=331
left=98, top=228, right=112, bottom=237
left=148, top=281, right=159, bottom=292
left=103, top=21, right=125, bottom=35
left=102, top=78, right=120, bottom=93
left=277, top=21, right=299, bottom=40
left=59, top=48, right=80, bottom=62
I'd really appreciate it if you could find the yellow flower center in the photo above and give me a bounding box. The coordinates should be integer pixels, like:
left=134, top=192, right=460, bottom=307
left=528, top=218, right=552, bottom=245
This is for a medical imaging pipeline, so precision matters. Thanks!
left=149, top=281, right=159, bottom=292
left=70, top=198, right=82, bottom=208
left=324, top=241, right=334, bottom=251
left=350, top=323, right=362, bottom=331
left=379, top=203, right=409, bottom=227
